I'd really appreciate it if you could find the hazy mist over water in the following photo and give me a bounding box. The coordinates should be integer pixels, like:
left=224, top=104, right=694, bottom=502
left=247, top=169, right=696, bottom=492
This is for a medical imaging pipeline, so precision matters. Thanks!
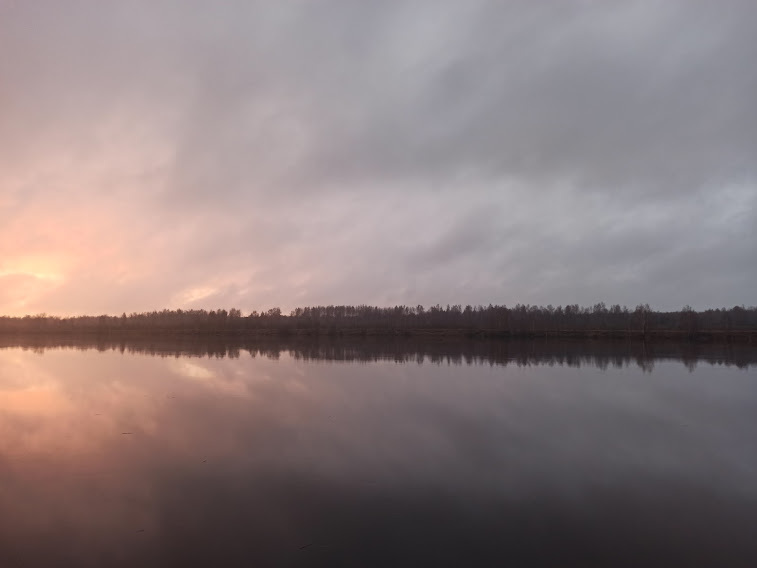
left=0, top=338, right=755, bottom=567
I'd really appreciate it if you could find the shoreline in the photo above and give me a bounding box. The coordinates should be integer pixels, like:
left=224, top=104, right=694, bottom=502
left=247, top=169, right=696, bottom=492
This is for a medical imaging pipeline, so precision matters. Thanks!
left=0, top=327, right=754, bottom=342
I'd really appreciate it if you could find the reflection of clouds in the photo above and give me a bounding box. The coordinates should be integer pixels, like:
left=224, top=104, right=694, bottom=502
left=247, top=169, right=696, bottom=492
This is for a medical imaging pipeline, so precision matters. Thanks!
left=0, top=387, right=72, bottom=416
left=0, top=350, right=192, bottom=559
left=169, top=358, right=256, bottom=399
left=0, top=351, right=56, bottom=390
left=0, top=346, right=754, bottom=566
left=0, top=351, right=150, bottom=457
left=172, top=359, right=216, bottom=380
left=0, top=352, right=76, bottom=454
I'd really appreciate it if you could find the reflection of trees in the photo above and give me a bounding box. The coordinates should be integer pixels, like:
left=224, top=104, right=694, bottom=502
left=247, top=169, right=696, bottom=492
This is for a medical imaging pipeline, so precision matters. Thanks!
left=0, top=305, right=755, bottom=338
left=2, top=336, right=755, bottom=371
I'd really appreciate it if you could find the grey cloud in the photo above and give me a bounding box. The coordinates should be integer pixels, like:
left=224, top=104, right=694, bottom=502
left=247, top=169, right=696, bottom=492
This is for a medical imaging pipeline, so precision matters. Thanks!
left=4, top=1, right=756, bottom=194
left=0, top=0, right=755, bottom=313
left=149, top=0, right=757, bottom=201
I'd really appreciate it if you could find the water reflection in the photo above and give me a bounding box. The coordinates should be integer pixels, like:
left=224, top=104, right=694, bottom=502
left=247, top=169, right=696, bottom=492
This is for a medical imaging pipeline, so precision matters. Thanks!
left=0, top=338, right=755, bottom=567
left=1, top=335, right=756, bottom=370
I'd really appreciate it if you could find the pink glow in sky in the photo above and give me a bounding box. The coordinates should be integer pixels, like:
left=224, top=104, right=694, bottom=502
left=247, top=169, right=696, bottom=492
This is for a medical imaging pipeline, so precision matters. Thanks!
left=1, top=1, right=755, bottom=315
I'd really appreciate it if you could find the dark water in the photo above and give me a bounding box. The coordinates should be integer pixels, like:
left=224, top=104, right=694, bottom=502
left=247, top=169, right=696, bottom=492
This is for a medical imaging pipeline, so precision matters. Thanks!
left=0, top=338, right=755, bottom=567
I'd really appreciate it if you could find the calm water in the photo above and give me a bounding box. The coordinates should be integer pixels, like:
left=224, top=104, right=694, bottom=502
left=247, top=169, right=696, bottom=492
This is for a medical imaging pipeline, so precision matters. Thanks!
left=0, top=338, right=755, bottom=567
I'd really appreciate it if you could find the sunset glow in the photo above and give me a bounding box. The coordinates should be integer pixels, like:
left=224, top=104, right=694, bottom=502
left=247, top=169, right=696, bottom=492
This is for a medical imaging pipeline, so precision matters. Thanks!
left=1, top=4, right=756, bottom=567
left=1, top=1, right=754, bottom=316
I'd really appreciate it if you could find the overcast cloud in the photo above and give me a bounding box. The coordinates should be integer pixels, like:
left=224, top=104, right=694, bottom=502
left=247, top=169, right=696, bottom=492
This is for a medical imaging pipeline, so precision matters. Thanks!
left=0, top=0, right=755, bottom=315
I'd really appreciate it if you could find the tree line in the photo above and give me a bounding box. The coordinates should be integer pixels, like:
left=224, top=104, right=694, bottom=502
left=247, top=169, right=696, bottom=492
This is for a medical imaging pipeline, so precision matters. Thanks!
left=0, top=303, right=755, bottom=338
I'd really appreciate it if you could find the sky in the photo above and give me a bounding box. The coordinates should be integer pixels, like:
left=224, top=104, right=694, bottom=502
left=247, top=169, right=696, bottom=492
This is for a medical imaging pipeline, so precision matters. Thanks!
left=0, top=0, right=755, bottom=316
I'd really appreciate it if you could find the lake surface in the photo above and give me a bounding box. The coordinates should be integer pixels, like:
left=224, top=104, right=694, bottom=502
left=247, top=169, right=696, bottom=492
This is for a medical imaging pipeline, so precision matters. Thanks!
left=0, top=337, right=755, bottom=567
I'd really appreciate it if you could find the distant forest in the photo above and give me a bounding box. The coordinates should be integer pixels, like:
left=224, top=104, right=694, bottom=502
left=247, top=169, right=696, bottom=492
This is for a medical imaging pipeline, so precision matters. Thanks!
left=1, top=304, right=756, bottom=340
